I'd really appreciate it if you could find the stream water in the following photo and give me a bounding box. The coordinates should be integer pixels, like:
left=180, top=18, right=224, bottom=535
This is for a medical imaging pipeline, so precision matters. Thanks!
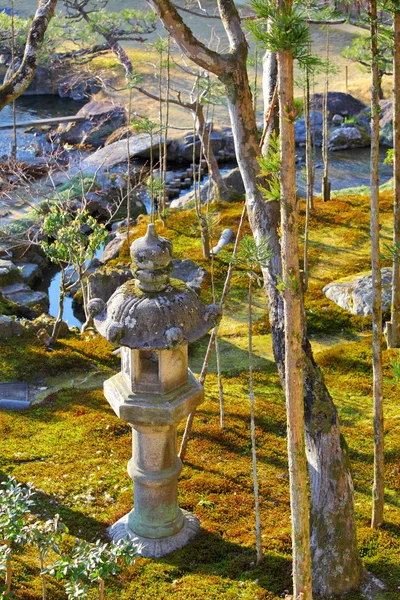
left=296, top=146, right=393, bottom=195
left=0, top=95, right=84, bottom=160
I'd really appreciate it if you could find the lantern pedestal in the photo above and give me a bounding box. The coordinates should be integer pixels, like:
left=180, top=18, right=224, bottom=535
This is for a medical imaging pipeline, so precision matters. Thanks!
left=104, top=369, right=203, bottom=558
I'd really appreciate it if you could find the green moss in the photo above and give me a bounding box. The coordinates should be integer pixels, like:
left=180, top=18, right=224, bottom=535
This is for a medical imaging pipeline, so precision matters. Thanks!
left=0, top=291, right=18, bottom=316
left=1, top=190, right=400, bottom=599
left=0, top=332, right=118, bottom=383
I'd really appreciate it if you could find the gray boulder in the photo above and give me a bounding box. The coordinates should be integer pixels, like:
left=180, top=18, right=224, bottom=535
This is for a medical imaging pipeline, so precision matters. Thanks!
left=172, top=259, right=206, bottom=294
left=328, top=126, right=370, bottom=151
left=170, top=167, right=245, bottom=209
left=379, top=99, right=393, bottom=147
left=0, top=315, right=25, bottom=339
left=31, top=314, right=69, bottom=337
left=88, top=266, right=131, bottom=303
left=175, top=127, right=226, bottom=162
left=295, top=111, right=323, bottom=146
left=0, top=282, right=49, bottom=318
left=311, top=92, right=367, bottom=117
left=323, top=268, right=392, bottom=316
left=332, top=114, right=345, bottom=125
left=58, top=76, right=102, bottom=102
left=356, top=100, right=393, bottom=146
left=80, top=134, right=166, bottom=172
left=58, top=101, right=127, bottom=148
left=100, top=235, right=128, bottom=264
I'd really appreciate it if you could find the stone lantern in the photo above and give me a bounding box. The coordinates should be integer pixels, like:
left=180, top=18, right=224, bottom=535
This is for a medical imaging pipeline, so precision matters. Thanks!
left=87, top=224, right=219, bottom=558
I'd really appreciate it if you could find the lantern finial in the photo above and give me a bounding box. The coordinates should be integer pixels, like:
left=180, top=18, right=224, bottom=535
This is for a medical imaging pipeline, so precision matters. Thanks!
left=130, top=223, right=173, bottom=292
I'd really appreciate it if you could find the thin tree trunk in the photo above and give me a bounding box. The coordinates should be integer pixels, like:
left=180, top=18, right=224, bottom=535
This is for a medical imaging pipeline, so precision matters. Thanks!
left=11, top=0, right=17, bottom=162
left=253, top=44, right=258, bottom=113
left=80, top=269, right=92, bottom=333
left=5, top=539, right=11, bottom=594
left=161, top=35, right=171, bottom=219
left=158, top=43, right=164, bottom=218
left=98, top=578, right=105, bottom=600
left=278, top=34, right=312, bottom=599
left=126, top=89, right=133, bottom=245
left=248, top=276, right=262, bottom=564
left=388, top=10, right=400, bottom=348
left=215, top=336, right=224, bottom=428
left=370, top=0, right=384, bottom=530
left=195, top=105, right=229, bottom=200
left=40, top=552, right=46, bottom=600
left=50, top=267, right=66, bottom=345
left=322, top=28, right=331, bottom=202
left=305, top=69, right=314, bottom=212
left=210, top=231, right=225, bottom=428
left=304, top=69, right=313, bottom=291
left=192, top=108, right=211, bottom=259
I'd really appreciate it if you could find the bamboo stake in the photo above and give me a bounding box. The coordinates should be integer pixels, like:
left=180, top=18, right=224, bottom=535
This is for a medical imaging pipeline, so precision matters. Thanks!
left=259, top=81, right=278, bottom=150
left=248, top=275, right=262, bottom=564
left=370, top=0, right=384, bottom=530
left=179, top=203, right=247, bottom=461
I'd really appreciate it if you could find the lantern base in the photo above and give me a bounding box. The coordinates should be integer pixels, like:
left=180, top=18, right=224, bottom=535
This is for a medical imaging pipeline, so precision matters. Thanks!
left=108, top=510, right=200, bottom=558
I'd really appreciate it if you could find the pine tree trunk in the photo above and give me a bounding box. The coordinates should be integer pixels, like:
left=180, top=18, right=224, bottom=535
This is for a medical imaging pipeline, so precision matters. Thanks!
left=388, top=10, right=400, bottom=348
left=147, top=0, right=363, bottom=593
left=278, top=40, right=312, bottom=599
left=370, top=0, right=384, bottom=530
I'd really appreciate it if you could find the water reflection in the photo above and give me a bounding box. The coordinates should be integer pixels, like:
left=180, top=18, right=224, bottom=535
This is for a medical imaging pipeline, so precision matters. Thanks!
left=296, top=146, right=393, bottom=195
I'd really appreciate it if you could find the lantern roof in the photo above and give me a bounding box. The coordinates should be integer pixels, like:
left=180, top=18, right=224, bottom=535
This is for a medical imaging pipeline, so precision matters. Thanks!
left=88, top=224, right=220, bottom=350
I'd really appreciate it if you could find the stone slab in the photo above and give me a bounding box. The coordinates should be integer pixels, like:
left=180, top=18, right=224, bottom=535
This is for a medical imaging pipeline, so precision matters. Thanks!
left=0, top=382, right=30, bottom=410
left=14, top=262, right=40, bottom=285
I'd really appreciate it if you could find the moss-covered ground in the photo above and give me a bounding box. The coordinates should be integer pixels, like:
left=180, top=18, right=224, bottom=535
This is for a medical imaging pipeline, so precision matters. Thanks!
left=0, top=191, right=399, bottom=599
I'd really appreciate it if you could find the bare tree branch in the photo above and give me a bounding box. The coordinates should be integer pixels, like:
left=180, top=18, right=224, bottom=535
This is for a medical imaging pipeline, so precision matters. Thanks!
left=146, top=0, right=228, bottom=75
left=173, top=3, right=221, bottom=19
